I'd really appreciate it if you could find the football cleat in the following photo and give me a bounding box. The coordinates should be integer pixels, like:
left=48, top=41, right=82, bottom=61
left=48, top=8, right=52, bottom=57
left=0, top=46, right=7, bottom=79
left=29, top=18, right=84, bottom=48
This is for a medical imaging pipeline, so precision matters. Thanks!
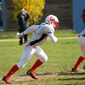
left=83, top=65, right=85, bottom=69
left=26, top=70, right=38, bottom=79
left=72, top=68, right=82, bottom=72
left=2, top=76, right=12, bottom=84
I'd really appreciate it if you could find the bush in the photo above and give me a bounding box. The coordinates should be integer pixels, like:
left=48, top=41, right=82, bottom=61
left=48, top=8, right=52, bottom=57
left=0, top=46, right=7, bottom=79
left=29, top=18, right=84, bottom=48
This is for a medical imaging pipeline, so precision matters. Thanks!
left=12, top=0, right=45, bottom=26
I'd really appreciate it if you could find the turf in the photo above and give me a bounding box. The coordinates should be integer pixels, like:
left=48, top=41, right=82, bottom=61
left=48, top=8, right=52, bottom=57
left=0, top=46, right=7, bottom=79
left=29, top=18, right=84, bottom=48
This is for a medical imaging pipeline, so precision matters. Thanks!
left=0, top=39, right=85, bottom=85
left=0, top=32, right=78, bottom=39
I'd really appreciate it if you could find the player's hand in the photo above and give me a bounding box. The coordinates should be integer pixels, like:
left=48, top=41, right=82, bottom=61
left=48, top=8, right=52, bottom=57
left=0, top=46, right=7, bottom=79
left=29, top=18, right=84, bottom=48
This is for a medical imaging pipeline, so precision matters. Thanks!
left=19, top=33, right=23, bottom=38
left=16, top=33, right=23, bottom=38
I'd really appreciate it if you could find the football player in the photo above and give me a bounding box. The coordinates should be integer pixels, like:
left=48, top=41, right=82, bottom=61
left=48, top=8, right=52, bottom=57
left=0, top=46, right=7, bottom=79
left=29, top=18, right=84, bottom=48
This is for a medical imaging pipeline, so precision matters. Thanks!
left=2, top=15, right=59, bottom=84
left=72, top=29, right=85, bottom=72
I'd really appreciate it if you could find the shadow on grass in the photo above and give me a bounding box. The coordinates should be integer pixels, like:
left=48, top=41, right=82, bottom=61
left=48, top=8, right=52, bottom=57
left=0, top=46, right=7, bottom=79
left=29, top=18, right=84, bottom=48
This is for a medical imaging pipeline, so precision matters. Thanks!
left=58, top=72, right=85, bottom=85
left=58, top=77, right=85, bottom=81
left=0, top=82, right=5, bottom=85
left=58, top=71, right=85, bottom=76
left=19, top=72, right=58, bottom=77
left=19, top=71, right=85, bottom=77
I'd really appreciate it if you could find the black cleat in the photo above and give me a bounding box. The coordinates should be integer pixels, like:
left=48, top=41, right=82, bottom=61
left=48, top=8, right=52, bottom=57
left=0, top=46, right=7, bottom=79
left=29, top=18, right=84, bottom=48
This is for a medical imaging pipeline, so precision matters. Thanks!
left=72, top=68, right=82, bottom=72
left=83, top=65, right=85, bottom=69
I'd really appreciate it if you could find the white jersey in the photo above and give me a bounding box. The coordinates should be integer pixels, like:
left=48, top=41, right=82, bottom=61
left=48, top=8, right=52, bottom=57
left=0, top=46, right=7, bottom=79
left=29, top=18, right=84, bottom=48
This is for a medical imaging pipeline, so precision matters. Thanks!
left=23, top=23, right=57, bottom=46
left=79, top=29, right=85, bottom=35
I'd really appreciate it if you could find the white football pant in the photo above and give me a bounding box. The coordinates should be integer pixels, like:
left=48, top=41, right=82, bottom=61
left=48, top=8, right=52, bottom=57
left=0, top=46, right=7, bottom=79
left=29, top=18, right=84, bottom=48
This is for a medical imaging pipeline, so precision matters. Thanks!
left=17, top=45, right=48, bottom=68
left=77, top=36, right=85, bottom=58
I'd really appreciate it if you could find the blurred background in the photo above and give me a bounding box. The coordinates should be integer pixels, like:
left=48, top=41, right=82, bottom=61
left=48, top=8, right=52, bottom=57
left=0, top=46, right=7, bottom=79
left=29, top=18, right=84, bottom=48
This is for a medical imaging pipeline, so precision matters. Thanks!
left=0, top=0, right=85, bottom=36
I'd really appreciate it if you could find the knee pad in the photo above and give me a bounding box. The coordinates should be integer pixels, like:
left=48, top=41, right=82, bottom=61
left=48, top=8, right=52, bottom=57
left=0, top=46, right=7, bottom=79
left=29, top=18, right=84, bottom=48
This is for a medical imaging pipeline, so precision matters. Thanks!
left=82, top=55, right=85, bottom=58
left=17, top=62, right=27, bottom=69
left=40, top=56, right=48, bottom=63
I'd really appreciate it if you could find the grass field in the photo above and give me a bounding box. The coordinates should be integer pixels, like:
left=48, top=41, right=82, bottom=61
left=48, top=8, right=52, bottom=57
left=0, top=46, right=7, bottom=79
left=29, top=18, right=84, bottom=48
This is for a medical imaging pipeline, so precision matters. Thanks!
left=0, top=38, right=85, bottom=85
left=0, top=32, right=78, bottom=39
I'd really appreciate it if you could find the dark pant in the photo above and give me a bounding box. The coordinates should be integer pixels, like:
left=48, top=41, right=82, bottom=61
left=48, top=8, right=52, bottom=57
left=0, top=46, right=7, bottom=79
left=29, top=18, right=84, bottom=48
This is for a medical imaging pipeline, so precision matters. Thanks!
left=19, top=34, right=27, bottom=45
left=19, top=26, right=28, bottom=45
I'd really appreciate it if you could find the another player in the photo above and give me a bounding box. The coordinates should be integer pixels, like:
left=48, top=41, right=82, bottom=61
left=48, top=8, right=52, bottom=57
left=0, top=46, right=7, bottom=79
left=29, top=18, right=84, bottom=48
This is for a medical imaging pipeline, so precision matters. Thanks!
left=81, top=9, right=85, bottom=28
left=2, top=15, right=59, bottom=84
left=72, top=29, right=85, bottom=72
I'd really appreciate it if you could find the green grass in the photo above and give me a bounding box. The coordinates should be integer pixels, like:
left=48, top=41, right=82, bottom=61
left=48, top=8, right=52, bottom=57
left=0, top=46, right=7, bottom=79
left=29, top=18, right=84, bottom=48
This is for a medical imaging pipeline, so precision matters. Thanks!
left=0, top=39, right=85, bottom=85
left=55, top=32, right=78, bottom=37
left=0, top=35, right=16, bottom=39
left=0, top=32, right=78, bottom=39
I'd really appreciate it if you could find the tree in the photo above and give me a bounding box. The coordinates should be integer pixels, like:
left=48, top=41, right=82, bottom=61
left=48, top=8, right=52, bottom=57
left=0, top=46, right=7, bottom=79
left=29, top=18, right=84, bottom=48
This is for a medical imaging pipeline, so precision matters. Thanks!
left=12, top=0, right=45, bottom=26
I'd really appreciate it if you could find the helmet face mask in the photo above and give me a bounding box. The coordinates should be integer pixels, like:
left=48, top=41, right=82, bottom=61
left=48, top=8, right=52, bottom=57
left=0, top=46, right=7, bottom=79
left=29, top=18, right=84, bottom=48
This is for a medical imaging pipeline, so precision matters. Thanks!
left=45, top=15, right=59, bottom=30
left=53, top=21, right=59, bottom=30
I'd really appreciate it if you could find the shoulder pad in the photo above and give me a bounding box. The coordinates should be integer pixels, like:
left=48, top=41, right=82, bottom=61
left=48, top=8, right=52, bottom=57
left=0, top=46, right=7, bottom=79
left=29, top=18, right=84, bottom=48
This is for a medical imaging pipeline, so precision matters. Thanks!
left=45, top=25, right=54, bottom=34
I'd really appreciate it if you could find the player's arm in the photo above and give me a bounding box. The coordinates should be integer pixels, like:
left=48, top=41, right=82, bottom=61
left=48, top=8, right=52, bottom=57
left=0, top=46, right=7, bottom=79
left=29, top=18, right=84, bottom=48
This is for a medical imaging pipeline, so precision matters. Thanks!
left=48, top=33, right=58, bottom=42
left=18, top=25, right=39, bottom=38
left=23, top=25, right=39, bottom=34
left=45, top=26, right=58, bottom=42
